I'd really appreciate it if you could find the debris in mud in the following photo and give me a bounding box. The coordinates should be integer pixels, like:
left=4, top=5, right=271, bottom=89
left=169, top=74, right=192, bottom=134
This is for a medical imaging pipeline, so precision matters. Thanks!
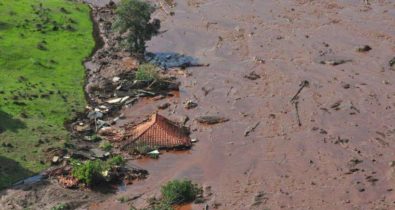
left=152, top=94, right=166, bottom=101
left=244, top=122, right=260, bottom=137
left=202, top=86, right=214, bottom=96
left=158, top=102, right=171, bottom=109
left=290, top=80, right=309, bottom=103
left=251, top=191, right=268, bottom=206
left=389, top=57, right=395, bottom=68
left=342, top=83, right=351, bottom=89
left=98, top=127, right=124, bottom=142
left=244, top=71, right=261, bottom=80
left=293, top=101, right=302, bottom=126
left=356, top=45, right=372, bottom=52
left=196, top=116, right=229, bottom=125
left=121, top=113, right=192, bottom=152
left=74, top=122, right=91, bottom=132
left=330, top=100, right=342, bottom=110
left=145, top=52, right=206, bottom=69
left=320, top=58, right=351, bottom=66
left=184, top=100, right=198, bottom=109
left=252, top=56, right=265, bottom=64
left=58, top=175, right=79, bottom=188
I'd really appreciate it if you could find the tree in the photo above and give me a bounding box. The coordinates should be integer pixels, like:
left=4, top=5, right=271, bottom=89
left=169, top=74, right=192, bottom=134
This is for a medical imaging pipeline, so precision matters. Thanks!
left=113, top=0, right=160, bottom=55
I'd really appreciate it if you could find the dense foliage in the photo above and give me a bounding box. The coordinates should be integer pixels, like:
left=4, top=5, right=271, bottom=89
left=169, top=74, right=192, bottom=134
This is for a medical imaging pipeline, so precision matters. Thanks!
left=135, top=63, right=159, bottom=81
left=71, top=156, right=125, bottom=185
left=161, top=180, right=200, bottom=205
left=113, top=0, right=160, bottom=55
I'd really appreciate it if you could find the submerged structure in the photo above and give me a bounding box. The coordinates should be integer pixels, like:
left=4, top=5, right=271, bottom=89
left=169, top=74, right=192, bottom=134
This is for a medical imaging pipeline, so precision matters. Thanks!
left=121, top=113, right=191, bottom=151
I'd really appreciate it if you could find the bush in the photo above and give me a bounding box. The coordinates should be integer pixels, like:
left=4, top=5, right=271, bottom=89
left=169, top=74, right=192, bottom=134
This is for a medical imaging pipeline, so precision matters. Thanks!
left=161, top=180, right=200, bottom=205
left=107, top=155, right=125, bottom=166
left=51, top=203, right=70, bottom=210
left=99, top=140, right=112, bottom=151
left=135, top=63, right=159, bottom=81
left=71, top=160, right=103, bottom=185
left=70, top=156, right=126, bottom=185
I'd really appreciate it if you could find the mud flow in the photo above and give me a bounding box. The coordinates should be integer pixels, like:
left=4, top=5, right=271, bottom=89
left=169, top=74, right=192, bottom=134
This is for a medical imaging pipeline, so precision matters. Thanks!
left=91, top=0, right=395, bottom=209
left=2, top=0, right=395, bottom=209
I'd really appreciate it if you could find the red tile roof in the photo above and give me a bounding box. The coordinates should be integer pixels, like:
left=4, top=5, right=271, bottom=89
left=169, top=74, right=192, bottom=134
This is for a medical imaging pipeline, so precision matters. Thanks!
left=121, top=113, right=191, bottom=150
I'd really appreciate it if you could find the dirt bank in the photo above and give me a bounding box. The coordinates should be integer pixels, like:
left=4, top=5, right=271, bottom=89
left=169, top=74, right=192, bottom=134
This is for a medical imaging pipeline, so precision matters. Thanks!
left=89, top=0, right=395, bottom=209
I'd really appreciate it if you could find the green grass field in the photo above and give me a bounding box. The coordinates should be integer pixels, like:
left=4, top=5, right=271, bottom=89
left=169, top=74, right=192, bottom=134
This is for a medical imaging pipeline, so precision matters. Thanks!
left=0, top=0, right=94, bottom=189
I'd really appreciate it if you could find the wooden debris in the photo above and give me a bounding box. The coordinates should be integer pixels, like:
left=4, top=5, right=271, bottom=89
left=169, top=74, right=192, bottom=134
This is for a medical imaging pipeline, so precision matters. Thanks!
left=244, top=71, right=261, bottom=80
left=196, top=116, right=229, bottom=125
left=244, top=122, right=260, bottom=137
left=290, top=80, right=309, bottom=103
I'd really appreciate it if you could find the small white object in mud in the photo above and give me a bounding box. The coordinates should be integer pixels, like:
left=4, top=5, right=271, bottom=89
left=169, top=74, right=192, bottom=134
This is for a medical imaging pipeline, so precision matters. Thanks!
left=97, top=105, right=110, bottom=113
left=191, top=138, right=198, bottom=143
left=113, top=117, right=120, bottom=122
left=112, top=77, right=121, bottom=83
left=120, top=96, right=130, bottom=103
left=52, top=156, right=60, bottom=163
left=107, top=98, right=122, bottom=104
left=107, top=96, right=129, bottom=104
left=148, top=150, right=160, bottom=155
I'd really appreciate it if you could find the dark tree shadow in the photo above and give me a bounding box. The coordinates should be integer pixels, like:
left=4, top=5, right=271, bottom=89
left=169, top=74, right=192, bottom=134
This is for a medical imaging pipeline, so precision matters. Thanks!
left=0, top=110, right=27, bottom=133
left=0, top=156, right=35, bottom=191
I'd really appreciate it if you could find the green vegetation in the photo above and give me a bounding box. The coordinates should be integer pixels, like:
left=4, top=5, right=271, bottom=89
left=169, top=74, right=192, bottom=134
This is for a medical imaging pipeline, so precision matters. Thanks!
left=113, top=0, right=160, bottom=55
left=51, top=203, right=70, bottom=210
left=107, top=155, right=126, bottom=166
left=0, top=0, right=94, bottom=188
left=70, top=156, right=125, bottom=185
left=144, top=180, right=200, bottom=210
left=99, top=140, right=113, bottom=151
left=161, top=180, right=200, bottom=205
left=135, top=63, right=160, bottom=81
left=71, top=159, right=103, bottom=186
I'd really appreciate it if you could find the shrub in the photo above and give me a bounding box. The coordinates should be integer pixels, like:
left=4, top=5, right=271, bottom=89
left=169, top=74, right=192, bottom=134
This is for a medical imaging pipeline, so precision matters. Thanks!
left=70, top=156, right=127, bottom=185
left=99, top=140, right=112, bottom=151
left=71, top=160, right=103, bottom=185
left=107, top=155, right=125, bottom=166
left=161, top=180, right=200, bottom=205
left=135, top=63, right=159, bottom=81
left=51, top=203, right=70, bottom=210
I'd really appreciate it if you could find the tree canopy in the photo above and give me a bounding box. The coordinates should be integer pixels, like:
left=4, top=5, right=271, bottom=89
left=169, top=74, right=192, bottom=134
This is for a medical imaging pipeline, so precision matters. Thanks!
left=113, top=0, right=160, bottom=55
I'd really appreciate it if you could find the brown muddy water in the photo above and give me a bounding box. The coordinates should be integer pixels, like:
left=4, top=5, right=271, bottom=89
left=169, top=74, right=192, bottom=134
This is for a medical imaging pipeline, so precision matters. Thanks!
left=50, top=0, right=395, bottom=209
left=85, top=0, right=395, bottom=210
left=87, top=0, right=395, bottom=209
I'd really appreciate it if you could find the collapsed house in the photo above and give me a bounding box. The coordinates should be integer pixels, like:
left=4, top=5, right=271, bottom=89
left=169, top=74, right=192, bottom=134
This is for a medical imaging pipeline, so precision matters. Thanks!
left=121, top=113, right=192, bottom=152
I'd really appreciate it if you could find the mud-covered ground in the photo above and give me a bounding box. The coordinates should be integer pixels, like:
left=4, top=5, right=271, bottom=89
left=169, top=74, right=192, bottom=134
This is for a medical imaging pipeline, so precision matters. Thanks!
left=2, top=0, right=395, bottom=209
left=90, top=0, right=395, bottom=209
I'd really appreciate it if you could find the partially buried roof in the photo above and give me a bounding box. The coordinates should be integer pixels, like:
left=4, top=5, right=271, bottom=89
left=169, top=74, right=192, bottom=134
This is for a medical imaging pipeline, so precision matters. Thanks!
left=121, top=113, right=191, bottom=149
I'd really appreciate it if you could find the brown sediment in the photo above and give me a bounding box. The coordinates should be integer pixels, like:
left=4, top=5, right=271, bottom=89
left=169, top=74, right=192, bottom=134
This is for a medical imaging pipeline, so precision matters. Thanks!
left=2, top=0, right=395, bottom=209
left=89, top=0, right=395, bottom=209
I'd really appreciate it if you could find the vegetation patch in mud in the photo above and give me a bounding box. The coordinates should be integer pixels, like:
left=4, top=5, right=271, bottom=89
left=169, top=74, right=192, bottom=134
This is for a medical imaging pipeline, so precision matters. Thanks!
left=140, top=180, right=202, bottom=210
left=0, top=0, right=94, bottom=188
